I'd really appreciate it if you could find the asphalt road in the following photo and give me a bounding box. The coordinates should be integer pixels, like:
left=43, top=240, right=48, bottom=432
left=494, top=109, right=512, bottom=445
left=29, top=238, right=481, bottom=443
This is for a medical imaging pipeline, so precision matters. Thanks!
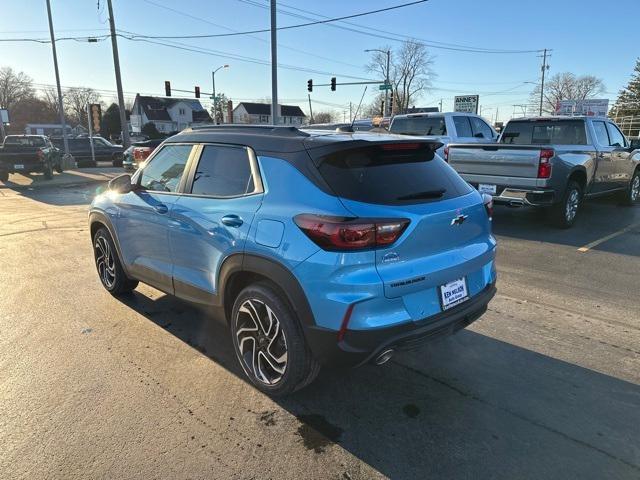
left=0, top=175, right=638, bottom=479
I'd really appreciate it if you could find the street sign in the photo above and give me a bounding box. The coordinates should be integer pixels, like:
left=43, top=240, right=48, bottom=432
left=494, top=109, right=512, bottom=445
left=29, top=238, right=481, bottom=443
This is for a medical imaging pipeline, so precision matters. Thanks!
left=556, top=99, right=609, bottom=117
left=0, top=109, right=8, bottom=123
left=454, top=95, right=479, bottom=114
left=379, top=84, right=392, bottom=91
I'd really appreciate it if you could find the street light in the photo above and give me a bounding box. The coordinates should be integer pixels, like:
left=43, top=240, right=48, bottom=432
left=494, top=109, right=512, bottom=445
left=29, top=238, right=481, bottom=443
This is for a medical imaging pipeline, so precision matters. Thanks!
left=365, top=48, right=391, bottom=116
left=211, top=64, right=229, bottom=124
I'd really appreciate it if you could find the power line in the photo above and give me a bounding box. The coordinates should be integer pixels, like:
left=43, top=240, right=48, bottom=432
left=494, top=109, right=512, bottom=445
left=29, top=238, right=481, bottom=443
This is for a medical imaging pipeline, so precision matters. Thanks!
left=116, top=0, right=429, bottom=40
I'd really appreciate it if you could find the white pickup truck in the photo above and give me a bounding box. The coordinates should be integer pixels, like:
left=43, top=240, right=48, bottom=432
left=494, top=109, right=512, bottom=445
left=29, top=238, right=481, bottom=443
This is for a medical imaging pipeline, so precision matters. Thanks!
left=447, top=116, right=640, bottom=227
left=389, top=112, right=498, bottom=157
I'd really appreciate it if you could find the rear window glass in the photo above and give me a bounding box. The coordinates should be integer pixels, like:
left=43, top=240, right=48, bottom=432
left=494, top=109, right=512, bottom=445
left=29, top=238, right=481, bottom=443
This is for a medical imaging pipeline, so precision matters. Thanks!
left=316, top=144, right=472, bottom=205
left=501, top=120, right=587, bottom=145
left=4, top=136, right=46, bottom=147
left=389, top=116, right=447, bottom=136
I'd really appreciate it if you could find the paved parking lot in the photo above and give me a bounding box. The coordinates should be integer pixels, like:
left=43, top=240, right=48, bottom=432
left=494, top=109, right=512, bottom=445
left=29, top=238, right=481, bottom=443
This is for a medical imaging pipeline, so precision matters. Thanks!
left=0, top=174, right=638, bottom=479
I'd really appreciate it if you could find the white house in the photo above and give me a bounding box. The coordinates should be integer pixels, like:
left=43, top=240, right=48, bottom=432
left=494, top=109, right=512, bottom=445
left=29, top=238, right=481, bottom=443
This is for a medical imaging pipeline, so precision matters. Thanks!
left=129, top=94, right=212, bottom=134
left=232, top=102, right=306, bottom=125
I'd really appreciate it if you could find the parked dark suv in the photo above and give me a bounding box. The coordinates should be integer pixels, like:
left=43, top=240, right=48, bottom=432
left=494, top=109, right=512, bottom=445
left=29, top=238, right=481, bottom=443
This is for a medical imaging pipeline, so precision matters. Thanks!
left=52, top=137, right=124, bottom=167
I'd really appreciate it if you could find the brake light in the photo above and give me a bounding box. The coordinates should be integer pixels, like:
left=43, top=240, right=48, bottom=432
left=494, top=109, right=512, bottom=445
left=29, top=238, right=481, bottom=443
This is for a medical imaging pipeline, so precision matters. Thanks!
left=337, top=303, right=355, bottom=342
left=443, top=145, right=449, bottom=162
left=294, top=214, right=409, bottom=251
left=380, top=143, right=421, bottom=151
left=482, top=193, right=493, bottom=220
left=538, top=149, right=553, bottom=178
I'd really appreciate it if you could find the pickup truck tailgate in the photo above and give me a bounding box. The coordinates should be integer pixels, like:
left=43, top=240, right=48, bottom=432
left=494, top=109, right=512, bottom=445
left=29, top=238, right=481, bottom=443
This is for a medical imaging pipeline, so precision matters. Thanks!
left=448, top=144, right=543, bottom=178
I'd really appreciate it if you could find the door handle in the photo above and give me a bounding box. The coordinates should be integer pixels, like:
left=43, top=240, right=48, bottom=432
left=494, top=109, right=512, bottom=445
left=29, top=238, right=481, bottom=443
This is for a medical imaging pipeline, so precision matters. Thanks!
left=221, top=214, right=243, bottom=227
left=154, top=204, right=169, bottom=214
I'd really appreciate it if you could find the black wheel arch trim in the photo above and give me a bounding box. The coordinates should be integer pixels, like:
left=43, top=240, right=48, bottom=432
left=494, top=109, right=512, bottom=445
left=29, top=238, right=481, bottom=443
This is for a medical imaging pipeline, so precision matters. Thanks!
left=218, top=253, right=320, bottom=353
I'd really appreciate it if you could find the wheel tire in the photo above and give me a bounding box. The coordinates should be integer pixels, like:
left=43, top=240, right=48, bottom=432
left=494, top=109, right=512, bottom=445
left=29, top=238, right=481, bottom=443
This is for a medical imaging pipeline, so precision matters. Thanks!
left=0, top=170, right=8, bottom=182
left=44, top=161, right=53, bottom=180
left=93, top=227, right=138, bottom=295
left=112, top=154, right=123, bottom=168
left=550, top=180, right=582, bottom=228
left=619, top=170, right=640, bottom=206
left=230, top=281, right=320, bottom=396
left=55, top=162, right=63, bottom=174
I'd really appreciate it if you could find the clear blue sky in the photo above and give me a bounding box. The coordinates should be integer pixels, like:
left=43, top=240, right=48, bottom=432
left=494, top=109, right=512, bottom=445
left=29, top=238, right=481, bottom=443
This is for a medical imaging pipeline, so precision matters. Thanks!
left=1, top=0, right=638, bottom=122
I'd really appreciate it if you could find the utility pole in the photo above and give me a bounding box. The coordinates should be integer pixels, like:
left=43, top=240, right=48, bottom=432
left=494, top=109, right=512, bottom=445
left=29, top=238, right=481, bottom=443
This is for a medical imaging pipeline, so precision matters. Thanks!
left=270, top=0, right=279, bottom=125
left=439, top=98, right=443, bottom=112
left=307, top=94, right=313, bottom=123
left=384, top=50, right=390, bottom=116
left=349, top=102, right=352, bottom=122
left=46, top=0, right=71, bottom=166
left=106, top=0, right=130, bottom=148
left=539, top=48, right=550, bottom=116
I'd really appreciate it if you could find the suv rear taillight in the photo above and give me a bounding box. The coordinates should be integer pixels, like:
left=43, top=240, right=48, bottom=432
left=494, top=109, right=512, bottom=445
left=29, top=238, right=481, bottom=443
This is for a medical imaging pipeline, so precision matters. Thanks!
left=482, top=193, right=493, bottom=220
left=537, top=149, right=553, bottom=178
left=133, top=147, right=152, bottom=161
left=294, top=214, right=409, bottom=251
left=443, top=145, right=449, bottom=162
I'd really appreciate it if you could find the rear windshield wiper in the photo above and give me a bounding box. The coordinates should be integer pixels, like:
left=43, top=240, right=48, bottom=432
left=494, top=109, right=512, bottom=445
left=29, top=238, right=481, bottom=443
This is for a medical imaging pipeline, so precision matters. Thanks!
left=396, top=189, right=446, bottom=201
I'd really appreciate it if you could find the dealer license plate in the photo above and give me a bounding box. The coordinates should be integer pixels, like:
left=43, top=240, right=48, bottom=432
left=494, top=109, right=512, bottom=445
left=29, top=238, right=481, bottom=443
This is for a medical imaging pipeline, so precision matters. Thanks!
left=440, top=278, right=469, bottom=310
left=478, top=183, right=497, bottom=195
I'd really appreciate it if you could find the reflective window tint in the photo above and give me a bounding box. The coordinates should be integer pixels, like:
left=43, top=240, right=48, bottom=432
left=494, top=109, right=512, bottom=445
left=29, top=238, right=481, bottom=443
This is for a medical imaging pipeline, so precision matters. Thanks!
left=452, top=116, right=472, bottom=137
left=139, top=144, right=192, bottom=192
left=191, top=145, right=254, bottom=197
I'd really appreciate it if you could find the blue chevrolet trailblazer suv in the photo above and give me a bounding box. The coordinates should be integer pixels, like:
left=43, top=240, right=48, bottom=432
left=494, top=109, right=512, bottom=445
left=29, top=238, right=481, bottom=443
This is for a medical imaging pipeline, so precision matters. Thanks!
left=89, top=125, right=497, bottom=396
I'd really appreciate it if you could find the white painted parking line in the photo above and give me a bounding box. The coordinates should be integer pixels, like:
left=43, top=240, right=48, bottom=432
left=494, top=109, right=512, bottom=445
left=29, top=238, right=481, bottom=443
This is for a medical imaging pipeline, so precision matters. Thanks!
left=577, top=222, right=640, bottom=253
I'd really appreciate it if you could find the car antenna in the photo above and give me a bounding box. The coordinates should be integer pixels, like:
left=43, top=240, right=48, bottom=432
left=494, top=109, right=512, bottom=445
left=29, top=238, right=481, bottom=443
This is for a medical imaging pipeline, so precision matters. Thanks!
left=349, top=86, right=368, bottom=131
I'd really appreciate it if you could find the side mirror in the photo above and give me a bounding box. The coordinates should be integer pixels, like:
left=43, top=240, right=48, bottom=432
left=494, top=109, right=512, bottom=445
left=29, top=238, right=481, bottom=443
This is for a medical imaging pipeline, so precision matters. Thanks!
left=630, top=138, right=640, bottom=150
left=108, top=173, right=134, bottom=193
left=474, top=132, right=485, bottom=139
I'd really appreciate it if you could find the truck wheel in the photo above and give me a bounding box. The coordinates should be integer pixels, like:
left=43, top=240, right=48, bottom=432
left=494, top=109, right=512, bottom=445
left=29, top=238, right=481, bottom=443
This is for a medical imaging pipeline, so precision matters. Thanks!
left=550, top=180, right=581, bottom=228
left=0, top=170, right=8, bottom=182
left=55, top=162, right=63, bottom=174
left=112, top=154, right=123, bottom=167
left=44, top=162, right=54, bottom=180
left=619, top=170, right=639, bottom=206
left=230, top=281, right=320, bottom=396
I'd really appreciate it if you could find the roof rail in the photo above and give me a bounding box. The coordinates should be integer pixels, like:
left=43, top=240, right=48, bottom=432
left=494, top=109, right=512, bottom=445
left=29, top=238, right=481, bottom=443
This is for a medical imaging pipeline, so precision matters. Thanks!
left=187, top=124, right=310, bottom=137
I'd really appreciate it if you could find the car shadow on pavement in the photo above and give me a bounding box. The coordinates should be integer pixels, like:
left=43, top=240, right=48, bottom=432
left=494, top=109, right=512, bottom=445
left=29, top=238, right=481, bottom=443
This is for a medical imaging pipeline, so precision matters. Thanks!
left=492, top=197, right=640, bottom=257
left=118, top=290, right=640, bottom=480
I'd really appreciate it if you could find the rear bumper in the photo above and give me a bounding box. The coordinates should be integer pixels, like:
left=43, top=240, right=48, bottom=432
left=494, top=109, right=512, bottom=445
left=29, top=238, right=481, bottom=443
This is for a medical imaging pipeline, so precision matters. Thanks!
left=490, top=187, right=556, bottom=207
left=0, top=162, right=46, bottom=174
left=304, top=282, right=496, bottom=367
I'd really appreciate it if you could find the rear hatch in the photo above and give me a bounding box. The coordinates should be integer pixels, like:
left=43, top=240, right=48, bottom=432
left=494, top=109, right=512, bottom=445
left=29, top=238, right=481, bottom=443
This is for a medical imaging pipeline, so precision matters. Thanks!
left=310, top=140, right=494, bottom=299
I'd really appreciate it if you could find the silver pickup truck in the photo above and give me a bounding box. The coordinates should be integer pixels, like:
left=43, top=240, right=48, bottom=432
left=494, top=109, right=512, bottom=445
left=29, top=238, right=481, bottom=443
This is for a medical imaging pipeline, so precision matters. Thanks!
left=447, top=116, right=640, bottom=227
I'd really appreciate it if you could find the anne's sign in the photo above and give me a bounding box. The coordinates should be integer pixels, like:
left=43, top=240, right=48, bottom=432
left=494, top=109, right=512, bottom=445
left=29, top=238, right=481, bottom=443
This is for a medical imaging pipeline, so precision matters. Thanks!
left=454, top=95, right=479, bottom=114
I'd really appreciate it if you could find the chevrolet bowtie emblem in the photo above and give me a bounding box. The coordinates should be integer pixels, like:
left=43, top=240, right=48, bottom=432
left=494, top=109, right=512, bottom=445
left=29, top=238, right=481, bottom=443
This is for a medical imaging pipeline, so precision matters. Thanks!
left=451, top=214, right=468, bottom=226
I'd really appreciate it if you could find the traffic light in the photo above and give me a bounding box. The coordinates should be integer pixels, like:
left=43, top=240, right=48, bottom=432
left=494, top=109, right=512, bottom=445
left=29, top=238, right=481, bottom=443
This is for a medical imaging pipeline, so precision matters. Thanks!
left=307, top=79, right=313, bottom=92
left=164, top=80, right=171, bottom=97
left=389, top=90, right=394, bottom=114
left=195, top=86, right=200, bottom=98
left=330, top=77, right=336, bottom=91
left=89, top=104, right=101, bottom=133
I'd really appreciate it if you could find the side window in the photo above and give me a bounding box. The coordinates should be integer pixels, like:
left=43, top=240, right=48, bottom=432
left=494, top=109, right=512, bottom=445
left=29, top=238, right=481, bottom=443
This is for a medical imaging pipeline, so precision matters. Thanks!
left=190, top=145, right=255, bottom=197
left=139, top=144, right=192, bottom=193
left=592, top=121, right=610, bottom=146
left=470, top=116, right=494, bottom=139
left=606, top=123, right=627, bottom=147
left=452, top=116, right=472, bottom=137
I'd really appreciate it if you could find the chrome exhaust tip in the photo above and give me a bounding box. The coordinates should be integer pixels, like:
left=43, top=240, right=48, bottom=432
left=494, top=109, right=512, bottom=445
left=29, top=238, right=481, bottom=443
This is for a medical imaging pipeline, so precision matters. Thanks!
left=374, top=349, right=394, bottom=365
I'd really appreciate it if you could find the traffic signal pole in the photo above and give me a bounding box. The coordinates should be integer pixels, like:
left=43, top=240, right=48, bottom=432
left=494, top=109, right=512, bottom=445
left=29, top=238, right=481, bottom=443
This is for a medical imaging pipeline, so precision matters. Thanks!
left=106, top=0, right=130, bottom=148
left=270, top=0, right=279, bottom=125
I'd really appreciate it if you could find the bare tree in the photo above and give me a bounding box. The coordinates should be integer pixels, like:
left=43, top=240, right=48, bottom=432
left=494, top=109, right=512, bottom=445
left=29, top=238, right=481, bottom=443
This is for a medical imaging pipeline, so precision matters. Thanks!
left=41, top=87, right=64, bottom=118
left=530, top=72, right=605, bottom=114
left=0, top=67, right=34, bottom=111
left=312, top=111, right=336, bottom=123
left=65, top=87, right=102, bottom=127
left=367, top=40, right=434, bottom=114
